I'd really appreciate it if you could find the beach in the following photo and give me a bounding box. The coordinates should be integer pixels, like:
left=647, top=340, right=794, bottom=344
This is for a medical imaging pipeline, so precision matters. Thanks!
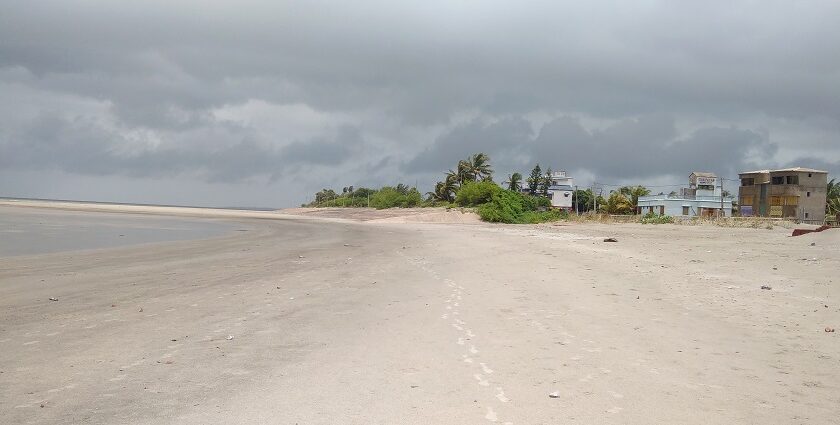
left=1, top=201, right=838, bottom=424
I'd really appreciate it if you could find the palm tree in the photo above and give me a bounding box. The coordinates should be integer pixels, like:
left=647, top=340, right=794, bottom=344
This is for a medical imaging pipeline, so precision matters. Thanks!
left=456, top=160, right=473, bottom=185
left=619, top=185, right=651, bottom=213
left=827, top=178, right=840, bottom=216
left=508, top=173, right=522, bottom=191
left=468, top=153, right=493, bottom=181
left=604, top=191, right=633, bottom=214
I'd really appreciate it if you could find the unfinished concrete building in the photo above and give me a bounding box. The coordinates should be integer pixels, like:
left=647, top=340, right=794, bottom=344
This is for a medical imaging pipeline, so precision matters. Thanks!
left=738, top=167, right=828, bottom=223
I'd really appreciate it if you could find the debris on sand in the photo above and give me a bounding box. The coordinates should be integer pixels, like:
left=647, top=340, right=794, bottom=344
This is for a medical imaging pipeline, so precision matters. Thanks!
left=826, top=327, right=835, bottom=333
left=603, top=238, right=618, bottom=242
left=226, top=335, right=234, bottom=340
left=549, top=391, right=561, bottom=398
left=48, top=297, right=58, bottom=301
left=761, top=285, right=772, bottom=290
left=138, top=307, right=143, bottom=312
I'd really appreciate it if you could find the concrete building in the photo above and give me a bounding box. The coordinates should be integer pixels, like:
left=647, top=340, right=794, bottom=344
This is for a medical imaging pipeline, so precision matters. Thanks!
left=637, top=172, right=733, bottom=217
left=503, top=170, right=575, bottom=209
left=545, top=170, right=575, bottom=209
left=738, top=167, right=828, bottom=223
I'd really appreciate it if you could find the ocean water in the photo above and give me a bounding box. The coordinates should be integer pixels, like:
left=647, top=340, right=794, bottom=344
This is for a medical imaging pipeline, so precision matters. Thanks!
left=0, top=206, right=237, bottom=257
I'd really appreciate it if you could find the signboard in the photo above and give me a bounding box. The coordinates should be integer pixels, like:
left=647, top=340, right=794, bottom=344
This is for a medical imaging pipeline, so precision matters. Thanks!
left=696, top=176, right=717, bottom=186
left=770, top=205, right=783, bottom=217
left=740, top=205, right=754, bottom=217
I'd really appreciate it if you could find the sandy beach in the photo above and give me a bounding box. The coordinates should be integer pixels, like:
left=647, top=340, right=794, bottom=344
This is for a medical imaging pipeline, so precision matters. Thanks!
left=1, top=202, right=838, bottom=424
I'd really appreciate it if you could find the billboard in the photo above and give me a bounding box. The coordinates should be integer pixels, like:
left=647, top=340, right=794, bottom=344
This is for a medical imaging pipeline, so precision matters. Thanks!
left=696, top=176, right=717, bottom=186
left=740, top=205, right=754, bottom=217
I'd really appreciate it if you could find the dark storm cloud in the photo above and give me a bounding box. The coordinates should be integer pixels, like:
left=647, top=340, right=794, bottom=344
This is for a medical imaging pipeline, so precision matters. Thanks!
left=0, top=113, right=365, bottom=183
left=1, top=1, right=838, bottom=206
left=407, top=114, right=775, bottom=180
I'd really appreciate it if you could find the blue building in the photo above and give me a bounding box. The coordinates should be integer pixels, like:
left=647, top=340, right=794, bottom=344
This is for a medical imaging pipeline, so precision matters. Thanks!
left=637, top=172, right=733, bottom=218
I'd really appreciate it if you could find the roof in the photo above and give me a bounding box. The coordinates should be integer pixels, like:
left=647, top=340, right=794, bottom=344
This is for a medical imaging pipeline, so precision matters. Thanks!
left=549, top=185, right=574, bottom=191
left=740, top=167, right=828, bottom=175
left=690, top=172, right=717, bottom=178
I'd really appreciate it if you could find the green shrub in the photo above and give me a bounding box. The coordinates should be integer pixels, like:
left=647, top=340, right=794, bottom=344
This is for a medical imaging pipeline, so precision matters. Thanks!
left=640, top=212, right=674, bottom=224
left=520, top=209, right=569, bottom=224
left=477, top=190, right=524, bottom=223
left=476, top=190, right=568, bottom=224
left=456, top=181, right=502, bottom=207
left=369, top=186, right=423, bottom=209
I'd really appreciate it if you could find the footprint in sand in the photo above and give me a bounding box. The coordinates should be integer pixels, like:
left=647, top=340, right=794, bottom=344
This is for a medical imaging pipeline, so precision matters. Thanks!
left=457, top=337, right=465, bottom=345
left=474, top=374, right=490, bottom=386
left=480, top=362, right=493, bottom=374
left=469, top=345, right=479, bottom=354
left=495, top=387, right=509, bottom=402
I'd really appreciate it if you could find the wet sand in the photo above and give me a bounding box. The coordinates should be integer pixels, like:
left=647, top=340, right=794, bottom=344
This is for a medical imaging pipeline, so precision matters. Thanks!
left=1, top=202, right=838, bottom=424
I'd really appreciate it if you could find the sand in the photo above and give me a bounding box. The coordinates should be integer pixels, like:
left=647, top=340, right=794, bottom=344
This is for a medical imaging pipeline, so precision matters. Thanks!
left=1, top=201, right=838, bottom=424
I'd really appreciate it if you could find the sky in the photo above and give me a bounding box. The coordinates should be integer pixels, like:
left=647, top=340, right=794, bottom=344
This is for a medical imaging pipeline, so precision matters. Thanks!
left=1, top=0, right=838, bottom=208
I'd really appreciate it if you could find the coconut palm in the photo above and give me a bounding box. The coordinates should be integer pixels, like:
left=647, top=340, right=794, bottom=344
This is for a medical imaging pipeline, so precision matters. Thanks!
left=507, top=173, right=523, bottom=191
left=619, top=185, right=651, bottom=212
left=455, top=160, right=473, bottom=185
left=468, top=153, right=493, bottom=181
left=827, top=178, right=840, bottom=215
left=604, top=191, right=633, bottom=214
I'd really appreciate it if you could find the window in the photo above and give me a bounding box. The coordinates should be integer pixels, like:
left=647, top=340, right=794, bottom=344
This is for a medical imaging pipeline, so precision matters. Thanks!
left=697, top=185, right=715, bottom=191
left=741, top=178, right=754, bottom=186
left=805, top=212, right=810, bottom=218
left=807, top=192, right=811, bottom=197
left=786, top=196, right=799, bottom=206
left=682, top=206, right=689, bottom=215
left=808, top=173, right=812, bottom=177
left=741, top=195, right=754, bottom=205
left=771, top=176, right=785, bottom=185
left=786, top=175, right=799, bottom=185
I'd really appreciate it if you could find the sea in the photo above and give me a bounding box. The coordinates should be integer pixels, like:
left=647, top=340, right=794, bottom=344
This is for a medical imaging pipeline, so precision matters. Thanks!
left=0, top=197, right=262, bottom=257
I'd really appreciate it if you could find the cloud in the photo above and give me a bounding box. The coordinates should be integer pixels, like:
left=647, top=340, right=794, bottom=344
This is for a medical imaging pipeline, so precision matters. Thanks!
left=1, top=1, right=838, bottom=206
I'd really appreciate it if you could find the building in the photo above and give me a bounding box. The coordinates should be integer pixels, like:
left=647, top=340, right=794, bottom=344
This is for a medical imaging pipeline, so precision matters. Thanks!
left=545, top=170, right=575, bottom=209
left=637, top=172, right=733, bottom=217
left=503, top=170, right=575, bottom=209
left=738, top=167, right=828, bottom=222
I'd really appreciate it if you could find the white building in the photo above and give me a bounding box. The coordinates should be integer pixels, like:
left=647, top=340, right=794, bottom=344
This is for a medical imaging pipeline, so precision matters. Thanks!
left=545, top=170, right=575, bottom=209
left=503, top=170, right=575, bottom=209
left=637, top=172, right=733, bottom=217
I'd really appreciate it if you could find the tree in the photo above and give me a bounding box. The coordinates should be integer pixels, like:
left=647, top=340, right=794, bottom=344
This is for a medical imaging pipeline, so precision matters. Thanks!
left=604, top=191, right=633, bottom=214
left=429, top=174, right=458, bottom=202
left=456, top=160, right=473, bottom=185
left=314, top=188, right=337, bottom=204
left=527, top=164, right=542, bottom=195
left=507, top=173, right=523, bottom=191
left=468, top=153, right=493, bottom=181
left=572, top=189, right=594, bottom=212
left=827, top=178, right=840, bottom=216
left=540, top=168, right=553, bottom=197
left=619, top=185, right=651, bottom=213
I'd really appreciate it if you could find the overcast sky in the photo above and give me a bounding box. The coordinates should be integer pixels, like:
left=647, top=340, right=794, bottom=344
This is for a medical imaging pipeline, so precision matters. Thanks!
left=1, top=1, right=838, bottom=207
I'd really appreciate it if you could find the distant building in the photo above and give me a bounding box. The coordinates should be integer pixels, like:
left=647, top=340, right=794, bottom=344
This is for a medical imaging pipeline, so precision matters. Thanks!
left=738, top=167, right=828, bottom=222
left=502, top=170, right=575, bottom=209
left=545, top=171, right=575, bottom=209
left=637, top=172, right=733, bottom=217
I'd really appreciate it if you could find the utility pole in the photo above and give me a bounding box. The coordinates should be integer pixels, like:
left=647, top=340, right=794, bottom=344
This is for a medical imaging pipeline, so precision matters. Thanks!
left=575, top=185, right=579, bottom=216
left=720, top=176, right=724, bottom=217
left=593, top=183, right=597, bottom=214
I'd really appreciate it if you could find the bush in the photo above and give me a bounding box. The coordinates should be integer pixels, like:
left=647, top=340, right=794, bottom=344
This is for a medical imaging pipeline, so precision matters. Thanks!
left=456, top=181, right=502, bottom=207
left=476, top=189, right=568, bottom=224
left=640, top=212, right=674, bottom=224
left=520, top=209, right=569, bottom=224
left=477, top=190, right=524, bottom=223
left=369, top=186, right=423, bottom=209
